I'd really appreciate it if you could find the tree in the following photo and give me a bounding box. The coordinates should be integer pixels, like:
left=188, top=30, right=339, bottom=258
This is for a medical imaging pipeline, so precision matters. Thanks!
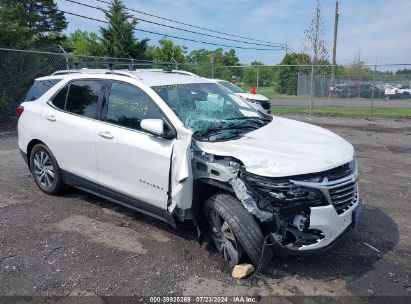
left=344, top=51, right=372, bottom=81
left=147, top=39, right=187, bottom=63
left=100, top=0, right=149, bottom=59
left=186, top=48, right=240, bottom=79
left=302, top=0, right=328, bottom=63
left=242, top=61, right=275, bottom=87
left=277, top=53, right=311, bottom=95
left=0, top=0, right=67, bottom=47
left=64, top=30, right=103, bottom=56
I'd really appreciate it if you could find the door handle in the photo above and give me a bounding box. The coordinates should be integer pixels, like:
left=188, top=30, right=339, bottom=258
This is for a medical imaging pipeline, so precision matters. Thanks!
left=45, top=114, right=56, bottom=122
left=98, top=131, right=113, bottom=139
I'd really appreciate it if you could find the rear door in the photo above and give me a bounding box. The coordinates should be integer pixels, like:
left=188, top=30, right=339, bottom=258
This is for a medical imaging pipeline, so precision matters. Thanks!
left=94, top=81, right=175, bottom=219
left=41, top=79, right=104, bottom=184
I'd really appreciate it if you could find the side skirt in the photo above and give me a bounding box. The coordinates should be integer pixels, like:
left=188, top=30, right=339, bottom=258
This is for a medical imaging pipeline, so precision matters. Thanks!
left=61, top=170, right=176, bottom=227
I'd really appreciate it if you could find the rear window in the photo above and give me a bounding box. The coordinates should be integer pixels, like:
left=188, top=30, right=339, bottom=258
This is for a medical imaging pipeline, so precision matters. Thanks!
left=25, top=79, right=62, bottom=101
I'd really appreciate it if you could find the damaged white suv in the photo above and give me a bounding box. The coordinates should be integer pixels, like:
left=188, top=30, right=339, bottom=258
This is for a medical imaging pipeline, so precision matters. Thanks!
left=18, top=68, right=362, bottom=268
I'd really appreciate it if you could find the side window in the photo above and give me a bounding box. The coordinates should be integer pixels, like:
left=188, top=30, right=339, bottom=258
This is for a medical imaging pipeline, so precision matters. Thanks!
left=65, top=80, right=102, bottom=118
left=25, top=79, right=62, bottom=101
left=51, top=84, right=69, bottom=109
left=107, top=82, right=162, bottom=130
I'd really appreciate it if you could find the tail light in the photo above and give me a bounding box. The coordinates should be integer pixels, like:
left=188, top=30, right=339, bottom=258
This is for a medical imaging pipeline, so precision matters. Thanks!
left=16, top=106, right=24, bottom=118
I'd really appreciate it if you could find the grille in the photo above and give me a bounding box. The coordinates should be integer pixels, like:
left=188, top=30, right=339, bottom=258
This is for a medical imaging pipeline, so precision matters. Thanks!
left=329, top=181, right=357, bottom=214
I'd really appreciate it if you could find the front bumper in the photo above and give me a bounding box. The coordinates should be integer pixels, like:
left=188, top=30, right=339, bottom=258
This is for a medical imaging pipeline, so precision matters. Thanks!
left=247, top=99, right=271, bottom=114
left=271, top=195, right=361, bottom=254
left=298, top=194, right=360, bottom=251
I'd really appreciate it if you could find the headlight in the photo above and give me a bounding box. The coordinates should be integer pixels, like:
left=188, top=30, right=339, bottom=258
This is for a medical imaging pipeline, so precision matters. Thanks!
left=240, top=172, right=327, bottom=207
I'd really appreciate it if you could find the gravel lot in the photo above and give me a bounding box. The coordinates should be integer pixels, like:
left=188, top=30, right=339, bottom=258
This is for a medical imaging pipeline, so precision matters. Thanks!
left=0, top=115, right=410, bottom=300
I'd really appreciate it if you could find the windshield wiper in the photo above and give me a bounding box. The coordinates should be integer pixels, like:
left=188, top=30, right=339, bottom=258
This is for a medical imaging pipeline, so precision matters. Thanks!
left=224, top=116, right=271, bottom=122
left=196, top=124, right=259, bottom=140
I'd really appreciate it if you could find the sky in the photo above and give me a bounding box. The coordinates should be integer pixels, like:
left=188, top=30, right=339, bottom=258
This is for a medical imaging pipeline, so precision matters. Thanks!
left=55, top=0, right=411, bottom=66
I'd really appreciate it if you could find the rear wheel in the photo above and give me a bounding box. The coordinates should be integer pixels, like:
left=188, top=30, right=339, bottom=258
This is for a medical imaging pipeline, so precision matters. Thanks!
left=29, top=144, right=64, bottom=194
left=204, top=193, right=273, bottom=268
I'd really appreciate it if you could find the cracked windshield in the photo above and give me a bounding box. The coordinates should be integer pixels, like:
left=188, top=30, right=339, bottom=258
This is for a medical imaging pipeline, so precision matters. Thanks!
left=152, top=83, right=271, bottom=141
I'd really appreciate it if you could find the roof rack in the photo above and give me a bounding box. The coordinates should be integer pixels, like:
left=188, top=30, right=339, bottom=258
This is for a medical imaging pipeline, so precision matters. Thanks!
left=52, top=68, right=143, bottom=80
left=62, top=59, right=176, bottom=70
left=51, top=59, right=199, bottom=80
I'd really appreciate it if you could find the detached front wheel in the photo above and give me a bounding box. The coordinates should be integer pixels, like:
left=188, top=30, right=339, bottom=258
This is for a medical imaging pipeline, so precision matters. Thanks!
left=205, top=193, right=273, bottom=269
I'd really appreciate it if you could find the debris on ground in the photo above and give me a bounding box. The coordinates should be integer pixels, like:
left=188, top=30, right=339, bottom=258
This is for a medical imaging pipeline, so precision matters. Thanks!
left=232, top=264, right=255, bottom=279
left=362, top=242, right=381, bottom=253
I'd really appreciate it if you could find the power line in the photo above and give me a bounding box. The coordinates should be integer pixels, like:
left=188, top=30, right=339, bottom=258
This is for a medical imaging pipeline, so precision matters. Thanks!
left=94, top=0, right=284, bottom=47
left=58, top=9, right=285, bottom=51
left=64, top=0, right=285, bottom=49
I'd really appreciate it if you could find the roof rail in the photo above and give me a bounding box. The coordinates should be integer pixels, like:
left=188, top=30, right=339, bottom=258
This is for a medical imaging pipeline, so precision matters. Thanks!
left=62, top=59, right=176, bottom=70
left=51, top=69, right=143, bottom=80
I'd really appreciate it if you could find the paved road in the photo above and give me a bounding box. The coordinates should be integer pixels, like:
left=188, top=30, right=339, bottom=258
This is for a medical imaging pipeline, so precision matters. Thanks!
left=271, top=98, right=411, bottom=108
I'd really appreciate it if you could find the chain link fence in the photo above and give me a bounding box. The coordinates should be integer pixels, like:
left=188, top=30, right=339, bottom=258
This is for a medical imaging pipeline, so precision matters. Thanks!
left=0, top=48, right=169, bottom=129
left=1, top=48, right=411, bottom=130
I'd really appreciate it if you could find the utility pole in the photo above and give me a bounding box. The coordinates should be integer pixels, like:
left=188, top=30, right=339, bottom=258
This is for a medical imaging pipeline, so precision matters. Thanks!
left=331, top=1, right=339, bottom=89
left=210, top=54, right=214, bottom=79
left=285, top=40, right=288, bottom=54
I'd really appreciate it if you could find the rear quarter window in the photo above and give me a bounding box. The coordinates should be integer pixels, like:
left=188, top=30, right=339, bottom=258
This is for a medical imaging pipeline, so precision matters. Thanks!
left=25, top=79, right=62, bottom=101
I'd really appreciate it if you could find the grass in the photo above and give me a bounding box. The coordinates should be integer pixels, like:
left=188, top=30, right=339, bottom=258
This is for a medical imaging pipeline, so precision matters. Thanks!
left=271, top=106, right=411, bottom=118
left=252, top=86, right=411, bottom=102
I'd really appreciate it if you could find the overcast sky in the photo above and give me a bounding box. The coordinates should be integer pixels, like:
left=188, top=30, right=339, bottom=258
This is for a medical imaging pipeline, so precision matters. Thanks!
left=56, top=0, right=411, bottom=65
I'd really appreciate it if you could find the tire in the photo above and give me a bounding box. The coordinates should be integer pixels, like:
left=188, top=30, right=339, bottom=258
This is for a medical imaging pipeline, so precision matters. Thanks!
left=204, top=193, right=273, bottom=269
left=29, top=143, right=64, bottom=195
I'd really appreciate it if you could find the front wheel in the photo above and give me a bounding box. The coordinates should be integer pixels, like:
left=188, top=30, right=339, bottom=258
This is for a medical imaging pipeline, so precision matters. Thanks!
left=29, top=143, right=65, bottom=195
left=204, top=193, right=273, bottom=268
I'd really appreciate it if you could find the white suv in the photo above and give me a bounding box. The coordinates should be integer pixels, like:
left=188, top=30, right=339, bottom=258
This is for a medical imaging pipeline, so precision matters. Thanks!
left=17, top=68, right=362, bottom=268
left=207, top=78, right=272, bottom=114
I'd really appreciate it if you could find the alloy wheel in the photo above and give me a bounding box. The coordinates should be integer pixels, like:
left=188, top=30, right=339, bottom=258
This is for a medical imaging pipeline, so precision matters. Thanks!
left=208, top=209, right=242, bottom=267
left=33, top=150, right=55, bottom=188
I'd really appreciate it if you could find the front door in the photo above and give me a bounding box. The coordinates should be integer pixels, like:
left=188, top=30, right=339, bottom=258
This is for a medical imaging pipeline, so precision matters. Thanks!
left=94, top=81, right=174, bottom=219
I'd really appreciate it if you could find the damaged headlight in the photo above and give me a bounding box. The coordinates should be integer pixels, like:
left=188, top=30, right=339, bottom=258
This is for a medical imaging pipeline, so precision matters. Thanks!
left=240, top=172, right=327, bottom=207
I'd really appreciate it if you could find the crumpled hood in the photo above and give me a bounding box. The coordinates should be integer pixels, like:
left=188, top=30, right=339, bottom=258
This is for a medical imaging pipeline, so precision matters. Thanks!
left=195, top=116, right=354, bottom=177
left=236, top=92, right=269, bottom=101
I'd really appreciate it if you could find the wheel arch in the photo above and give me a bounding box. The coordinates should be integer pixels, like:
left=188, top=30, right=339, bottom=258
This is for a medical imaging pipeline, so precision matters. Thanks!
left=191, top=178, right=235, bottom=244
left=26, top=139, right=46, bottom=170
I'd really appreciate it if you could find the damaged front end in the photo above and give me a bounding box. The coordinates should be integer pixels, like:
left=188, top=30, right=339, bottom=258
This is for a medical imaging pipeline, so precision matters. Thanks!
left=192, top=146, right=360, bottom=252
left=239, top=159, right=360, bottom=251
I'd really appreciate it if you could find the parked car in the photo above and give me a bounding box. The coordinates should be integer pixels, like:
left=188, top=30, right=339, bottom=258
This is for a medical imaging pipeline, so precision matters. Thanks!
left=333, top=83, right=384, bottom=99
left=207, top=79, right=271, bottom=114
left=333, top=84, right=357, bottom=98
left=357, top=83, right=385, bottom=99
left=384, top=84, right=403, bottom=99
left=392, top=84, right=411, bottom=99
left=18, top=68, right=361, bottom=268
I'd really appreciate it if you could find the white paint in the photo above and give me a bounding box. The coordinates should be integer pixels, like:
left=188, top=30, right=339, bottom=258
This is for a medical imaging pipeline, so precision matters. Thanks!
left=197, top=116, right=354, bottom=177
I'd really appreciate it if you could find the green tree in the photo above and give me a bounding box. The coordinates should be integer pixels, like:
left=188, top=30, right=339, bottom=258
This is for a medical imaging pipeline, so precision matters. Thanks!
left=64, top=30, right=103, bottom=56
left=100, top=0, right=149, bottom=59
left=395, top=69, right=411, bottom=75
left=186, top=48, right=240, bottom=79
left=147, top=39, right=187, bottom=63
left=0, top=0, right=67, bottom=48
left=242, top=61, right=275, bottom=87
left=277, top=53, right=311, bottom=95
